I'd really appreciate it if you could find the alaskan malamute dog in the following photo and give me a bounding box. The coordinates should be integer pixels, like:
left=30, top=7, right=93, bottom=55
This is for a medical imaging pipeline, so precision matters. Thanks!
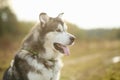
left=3, top=12, right=75, bottom=80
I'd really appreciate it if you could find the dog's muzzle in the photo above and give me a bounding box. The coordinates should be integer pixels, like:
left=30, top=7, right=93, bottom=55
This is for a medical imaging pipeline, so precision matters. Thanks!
left=54, top=35, right=75, bottom=56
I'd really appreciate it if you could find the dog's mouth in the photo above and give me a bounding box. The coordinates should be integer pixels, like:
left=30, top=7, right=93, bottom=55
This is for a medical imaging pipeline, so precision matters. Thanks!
left=54, top=43, right=70, bottom=56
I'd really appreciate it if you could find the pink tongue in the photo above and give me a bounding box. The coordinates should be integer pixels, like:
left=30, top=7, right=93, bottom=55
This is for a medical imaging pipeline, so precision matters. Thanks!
left=62, top=46, right=70, bottom=56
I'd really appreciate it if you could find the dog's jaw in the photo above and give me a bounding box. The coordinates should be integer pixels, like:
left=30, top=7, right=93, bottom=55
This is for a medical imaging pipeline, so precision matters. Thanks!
left=42, top=39, right=64, bottom=60
left=54, top=43, right=70, bottom=56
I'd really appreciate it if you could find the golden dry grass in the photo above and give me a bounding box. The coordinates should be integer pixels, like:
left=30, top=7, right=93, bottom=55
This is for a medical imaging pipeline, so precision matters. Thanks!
left=0, top=38, right=120, bottom=80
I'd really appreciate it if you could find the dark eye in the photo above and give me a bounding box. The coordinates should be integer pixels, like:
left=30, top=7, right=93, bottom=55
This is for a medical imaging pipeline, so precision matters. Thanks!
left=56, top=29, right=61, bottom=32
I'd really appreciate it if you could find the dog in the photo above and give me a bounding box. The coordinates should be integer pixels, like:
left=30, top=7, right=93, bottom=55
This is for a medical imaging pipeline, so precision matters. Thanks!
left=3, top=12, right=75, bottom=80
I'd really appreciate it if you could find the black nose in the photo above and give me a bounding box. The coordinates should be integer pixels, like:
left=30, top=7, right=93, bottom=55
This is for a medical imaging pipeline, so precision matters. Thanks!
left=70, top=36, right=75, bottom=42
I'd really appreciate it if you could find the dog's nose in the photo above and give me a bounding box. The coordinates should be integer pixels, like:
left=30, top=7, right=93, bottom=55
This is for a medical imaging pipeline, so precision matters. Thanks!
left=70, top=36, right=75, bottom=42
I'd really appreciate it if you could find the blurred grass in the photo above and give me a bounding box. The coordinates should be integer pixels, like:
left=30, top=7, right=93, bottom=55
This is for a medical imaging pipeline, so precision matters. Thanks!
left=61, top=40, right=120, bottom=80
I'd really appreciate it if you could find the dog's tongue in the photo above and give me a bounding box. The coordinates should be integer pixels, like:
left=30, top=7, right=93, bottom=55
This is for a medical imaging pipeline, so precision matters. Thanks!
left=62, top=46, right=70, bottom=56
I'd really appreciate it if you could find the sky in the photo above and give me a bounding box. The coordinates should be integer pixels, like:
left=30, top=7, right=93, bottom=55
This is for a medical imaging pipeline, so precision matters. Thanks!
left=11, top=0, right=120, bottom=29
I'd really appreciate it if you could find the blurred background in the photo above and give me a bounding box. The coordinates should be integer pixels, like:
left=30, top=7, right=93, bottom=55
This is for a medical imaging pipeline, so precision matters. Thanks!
left=0, top=0, right=120, bottom=80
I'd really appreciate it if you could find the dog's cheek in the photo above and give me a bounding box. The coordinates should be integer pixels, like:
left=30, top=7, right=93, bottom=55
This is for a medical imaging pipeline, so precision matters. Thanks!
left=45, top=32, right=57, bottom=42
left=54, top=33, right=70, bottom=45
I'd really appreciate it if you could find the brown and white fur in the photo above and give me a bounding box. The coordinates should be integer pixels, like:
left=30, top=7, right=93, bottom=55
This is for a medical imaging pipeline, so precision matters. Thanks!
left=3, top=12, right=75, bottom=80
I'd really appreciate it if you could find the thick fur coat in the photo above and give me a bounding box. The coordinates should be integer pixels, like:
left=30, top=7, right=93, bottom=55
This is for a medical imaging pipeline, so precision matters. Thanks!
left=3, top=13, right=75, bottom=80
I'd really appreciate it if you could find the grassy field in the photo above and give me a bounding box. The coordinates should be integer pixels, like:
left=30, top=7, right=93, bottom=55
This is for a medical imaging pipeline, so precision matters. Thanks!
left=61, top=40, right=120, bottom=80
left=0, top=37, right=120, bottom=80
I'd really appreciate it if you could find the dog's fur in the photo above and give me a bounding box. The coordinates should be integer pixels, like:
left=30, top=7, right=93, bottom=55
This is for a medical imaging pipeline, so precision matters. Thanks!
left=3, top=13, right=75, bottom=80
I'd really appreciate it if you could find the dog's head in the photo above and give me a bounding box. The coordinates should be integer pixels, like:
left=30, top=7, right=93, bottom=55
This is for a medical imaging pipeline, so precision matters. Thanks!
left=39, top=13, right=75, bottom=56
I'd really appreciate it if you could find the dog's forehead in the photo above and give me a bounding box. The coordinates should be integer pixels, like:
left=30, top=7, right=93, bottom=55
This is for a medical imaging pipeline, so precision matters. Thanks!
left=52, top=17, right=64, bottom=25
left=57, top=23, right=67, bottom=31
left=50, top=18, right=67, bottom=30
left=42, top=17, right=67, bottom=34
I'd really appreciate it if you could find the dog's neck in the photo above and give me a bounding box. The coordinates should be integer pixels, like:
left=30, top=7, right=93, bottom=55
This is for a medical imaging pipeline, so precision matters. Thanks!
left=21, top=25, right=44, bottom=52
left=23, top=46, right=63, bottom=60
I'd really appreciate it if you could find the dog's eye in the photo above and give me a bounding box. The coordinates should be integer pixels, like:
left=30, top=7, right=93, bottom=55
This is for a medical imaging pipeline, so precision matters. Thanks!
left=56, top=29, right=61, bottom=32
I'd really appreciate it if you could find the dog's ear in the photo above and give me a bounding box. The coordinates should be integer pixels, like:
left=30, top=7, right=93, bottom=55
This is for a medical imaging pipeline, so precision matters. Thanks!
left=39, top=13, right=49, bottom=26
left=57, top=13, right=64, bottom=19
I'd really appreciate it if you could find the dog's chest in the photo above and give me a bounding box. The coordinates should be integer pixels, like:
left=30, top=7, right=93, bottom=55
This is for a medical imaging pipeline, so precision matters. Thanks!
left=27, top=59, right=63, bottom=80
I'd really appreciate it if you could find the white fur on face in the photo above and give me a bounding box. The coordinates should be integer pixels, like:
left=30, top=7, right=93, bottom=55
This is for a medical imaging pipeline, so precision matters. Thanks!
left=57, top=23, right=67, bottom=32
left=53, top=32, right=71, bottom=45
left=44, top=23, right=74, bottom=48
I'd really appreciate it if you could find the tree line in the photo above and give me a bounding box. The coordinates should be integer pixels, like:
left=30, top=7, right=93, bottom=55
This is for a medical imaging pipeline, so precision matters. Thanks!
left=67, top=22, right=120, bottom=41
